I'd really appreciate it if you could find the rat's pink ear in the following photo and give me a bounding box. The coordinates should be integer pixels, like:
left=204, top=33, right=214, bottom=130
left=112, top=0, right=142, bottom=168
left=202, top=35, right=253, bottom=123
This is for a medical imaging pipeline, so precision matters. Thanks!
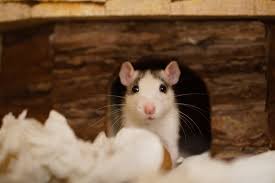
left=162, top=61, right=181, bottom=85
left=119, top=62, right=137, bottom=86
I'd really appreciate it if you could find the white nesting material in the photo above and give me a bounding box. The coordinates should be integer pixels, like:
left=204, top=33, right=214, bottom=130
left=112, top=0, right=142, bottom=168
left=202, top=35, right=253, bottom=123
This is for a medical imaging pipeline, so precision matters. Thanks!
left=0, top=110, right=164, bottom=183
left=1, top=110, right=275, bottom=183
left=137, top=151, right=275, bottom=183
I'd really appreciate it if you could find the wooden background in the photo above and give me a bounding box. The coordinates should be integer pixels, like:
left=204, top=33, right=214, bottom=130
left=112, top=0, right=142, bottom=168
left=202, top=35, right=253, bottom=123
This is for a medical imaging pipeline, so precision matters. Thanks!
left=0, top=20, right=271, bottom=158
left=2, top=0, right=275, bottom=28
left=268, top=24, right=275, bottom=149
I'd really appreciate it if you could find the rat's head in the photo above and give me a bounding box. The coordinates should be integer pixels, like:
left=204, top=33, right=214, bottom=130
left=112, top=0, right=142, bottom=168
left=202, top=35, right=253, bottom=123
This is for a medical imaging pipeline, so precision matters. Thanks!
left=119, top=61, right=181, bottom=123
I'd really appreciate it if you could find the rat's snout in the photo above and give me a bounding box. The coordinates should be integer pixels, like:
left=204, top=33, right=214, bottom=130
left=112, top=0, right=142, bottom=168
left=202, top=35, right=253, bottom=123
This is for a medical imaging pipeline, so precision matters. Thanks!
left=144, top=103, right=156, bottom=115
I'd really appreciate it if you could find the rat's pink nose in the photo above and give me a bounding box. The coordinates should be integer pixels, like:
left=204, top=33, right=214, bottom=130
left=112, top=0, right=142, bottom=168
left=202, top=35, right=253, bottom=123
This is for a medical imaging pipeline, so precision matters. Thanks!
left=144, top=103, right=156, bottom=115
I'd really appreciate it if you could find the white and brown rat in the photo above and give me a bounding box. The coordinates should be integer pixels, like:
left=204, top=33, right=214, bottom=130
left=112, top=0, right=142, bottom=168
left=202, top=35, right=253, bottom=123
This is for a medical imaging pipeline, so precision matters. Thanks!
left=107, top=56, right=212, bottom=164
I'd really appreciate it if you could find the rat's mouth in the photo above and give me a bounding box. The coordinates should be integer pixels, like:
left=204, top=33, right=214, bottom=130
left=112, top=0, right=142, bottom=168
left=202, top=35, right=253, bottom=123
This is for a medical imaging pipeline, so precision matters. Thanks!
left=147, top=116, right=155, bottom=120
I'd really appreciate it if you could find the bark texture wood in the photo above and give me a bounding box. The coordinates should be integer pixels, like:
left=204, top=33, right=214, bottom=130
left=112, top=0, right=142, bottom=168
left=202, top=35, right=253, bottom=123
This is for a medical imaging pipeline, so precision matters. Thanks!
left=0, top=21, right=270, bottom=158
left=0, top=35, right=2, bottom=71
left=2, top=0, right=275, bottom=29
left=0, top=26, right=53, bottom=122
left=267, top=24, right=275, bottom=149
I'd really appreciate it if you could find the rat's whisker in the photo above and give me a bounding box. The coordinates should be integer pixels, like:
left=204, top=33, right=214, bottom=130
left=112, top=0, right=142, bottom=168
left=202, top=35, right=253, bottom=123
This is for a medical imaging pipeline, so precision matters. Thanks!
left=183, top=104, right=209, bottom=122
left=111, top=115, right=122, bottom=131
left=176, top=103, right=208, bottom=114
left=86, top=94, right=125, bottom=99
left=109, top=109, right=123, bottom=118
left=106, top=94, right=125, bottom=99
left=178, top=121, right=187, bottom=142
left=175, top=93, right=207, bottom=97
left=176, top=103, right=209, bottom=122
left=179, top=111, right=202, bottom=135
left=179, top=114, right=193, bottom=132
left=95, top=104, right=126, bottom=111
left=89, top=109, right=122, bottom=128
left=88, top=116, right=105, bottom=128
left=179, top=114, right=195, bottom=135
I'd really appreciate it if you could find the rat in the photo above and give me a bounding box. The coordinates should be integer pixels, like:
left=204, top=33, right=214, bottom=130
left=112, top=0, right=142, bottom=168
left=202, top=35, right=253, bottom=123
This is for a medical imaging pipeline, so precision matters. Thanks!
left=107, top=56, right=212, bottom=164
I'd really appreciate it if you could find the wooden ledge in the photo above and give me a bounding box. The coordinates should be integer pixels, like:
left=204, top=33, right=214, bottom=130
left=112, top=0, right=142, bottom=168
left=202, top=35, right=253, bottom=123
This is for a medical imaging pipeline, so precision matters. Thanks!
left=0, top=0, right=275, bottom=31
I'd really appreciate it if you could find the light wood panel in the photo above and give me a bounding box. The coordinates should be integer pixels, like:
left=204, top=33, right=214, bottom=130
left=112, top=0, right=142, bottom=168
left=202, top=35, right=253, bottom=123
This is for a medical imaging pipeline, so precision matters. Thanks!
left=1, top=0, right=275, bottom=29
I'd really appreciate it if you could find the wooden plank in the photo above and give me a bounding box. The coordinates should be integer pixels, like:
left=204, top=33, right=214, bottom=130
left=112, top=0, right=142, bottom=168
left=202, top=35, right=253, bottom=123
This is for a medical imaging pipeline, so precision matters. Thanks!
left=2, top=0, right=106, bottom=2
left=0, top=25, right=53, bottom=122
left=32, top=3, right=105, bottom=18
left=255, top=0, right=275, bottom=16
left=269, top=106, right=275, bottom=149
left=267, top=24, right=275, bottom=149
left=0, top=3, right=30, bottom=23
left=0, top=34, right=2, bottom=71
left=2, top=0, right=275, bottom=31
left=106, top=0, right=170, bottom=16
left=171, top=0, right=255, bottom=16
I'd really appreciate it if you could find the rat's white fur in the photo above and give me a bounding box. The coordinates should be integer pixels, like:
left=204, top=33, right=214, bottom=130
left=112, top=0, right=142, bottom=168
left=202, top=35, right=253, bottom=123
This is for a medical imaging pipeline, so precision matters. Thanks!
left=122, top=71, right=180, bottom=164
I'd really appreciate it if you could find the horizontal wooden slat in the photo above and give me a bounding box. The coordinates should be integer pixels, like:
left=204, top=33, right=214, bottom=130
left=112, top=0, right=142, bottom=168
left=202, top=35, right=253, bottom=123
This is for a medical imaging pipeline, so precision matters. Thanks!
left=2, top=0, right=106, bottom=2
left=171, top=0, right=255, bottom=16
left=1, top=0, right=275, bottom=31
left=267, top=25, right=275, bottom=149
left=0, top=35, right=2, bottom=71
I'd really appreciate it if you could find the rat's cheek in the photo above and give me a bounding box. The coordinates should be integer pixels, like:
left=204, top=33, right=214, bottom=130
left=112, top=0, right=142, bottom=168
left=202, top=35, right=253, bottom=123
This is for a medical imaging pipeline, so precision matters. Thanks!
left=136, top=103, right=143, bottom=113
left=158, top=97, right=168, bottom=107
left=130, top=97, right=143, bottom=116
left=162, top=101, right=173, bottom=114
left=125, top=97, right=136, bottom=112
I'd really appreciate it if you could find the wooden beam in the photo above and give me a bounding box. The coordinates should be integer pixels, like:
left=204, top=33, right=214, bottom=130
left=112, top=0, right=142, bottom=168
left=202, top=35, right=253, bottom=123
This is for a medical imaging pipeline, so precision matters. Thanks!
left=255, top=0, right=275, bottom=16
left=267, top=24, right=275, bottom=149
left=0, top=25, right=53, bottom=122
left=2, top=0, right=275, bottom=30
left=1, top=0, right=106, bottom=2
left=0, top=35, right=2, bottom=72
left=171, top=0, right=255, bottom=16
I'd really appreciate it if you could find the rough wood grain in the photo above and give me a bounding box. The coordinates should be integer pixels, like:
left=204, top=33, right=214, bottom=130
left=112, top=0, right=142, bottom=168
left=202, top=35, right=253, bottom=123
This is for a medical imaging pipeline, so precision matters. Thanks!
left=0, top=35, right=2, bottom=71
left=0, top=25, right=53, bottom=122
left=0, top=2, right=105, bottom=26
left=211, top=101, right=269, bottom=159
left=2, top=0, right=106, bottom=2
left=267, top=24, right=275, bottom=149
left=0, top=3, right=30, bottom=23
left=255, top=0, right=275, bottom=16
left=32, top=3, right=105, bottom=18
left=171, top=0, right=255, bottom=16
left=2, top=0, right=275, bottom=32
left=106, top=0, right=170, bottom=16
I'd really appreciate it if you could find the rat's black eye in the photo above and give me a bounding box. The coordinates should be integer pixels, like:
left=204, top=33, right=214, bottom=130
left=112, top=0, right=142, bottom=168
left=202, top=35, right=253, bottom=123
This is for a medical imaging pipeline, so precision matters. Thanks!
left=159, top=84, right=167, bottom=93
left=132, top=85, right=139, bottom=93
